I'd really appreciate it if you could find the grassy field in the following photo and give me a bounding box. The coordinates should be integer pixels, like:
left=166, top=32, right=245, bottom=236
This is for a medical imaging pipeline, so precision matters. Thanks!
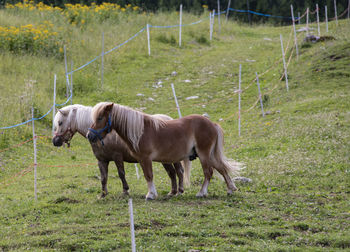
left=0, top=3, right=349, bottom=251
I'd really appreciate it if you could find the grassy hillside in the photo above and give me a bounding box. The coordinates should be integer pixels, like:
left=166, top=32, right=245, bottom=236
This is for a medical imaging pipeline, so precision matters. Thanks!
left=0, top=3, right=349, bottom=251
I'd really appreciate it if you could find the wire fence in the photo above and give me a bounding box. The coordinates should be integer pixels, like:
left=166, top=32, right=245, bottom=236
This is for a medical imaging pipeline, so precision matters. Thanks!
left=1, top=4, right=349, bottom=130
left=1, top=5, right=349, bottom=251
left=228, top=8, right=294, bottom=19
left=0, top=6, right=300, bottom=130
left=0, top=133, right=96, bottom=189
left=0, top=4, right=349, bottom=189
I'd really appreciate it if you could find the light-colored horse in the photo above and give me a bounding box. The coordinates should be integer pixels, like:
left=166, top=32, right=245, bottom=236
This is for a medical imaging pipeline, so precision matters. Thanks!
left=88, top=102, right=242, bottom=200
left=52, top=104, right=187, bottom=197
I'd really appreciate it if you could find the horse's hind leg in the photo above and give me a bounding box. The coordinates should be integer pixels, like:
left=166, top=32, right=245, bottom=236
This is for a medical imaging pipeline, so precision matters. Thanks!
left=98, top=160, right=109, bottom=198
left=173, top=162, right=184, bottom=195
left=162, top=163, right=177, bottom=196
left=139, top=159, right=158, bottom=200
left=114, top=160, right=130, bottom=195
left=213, top=164, right=238, bottom=195
left=196, top=157, right=213, bottom=197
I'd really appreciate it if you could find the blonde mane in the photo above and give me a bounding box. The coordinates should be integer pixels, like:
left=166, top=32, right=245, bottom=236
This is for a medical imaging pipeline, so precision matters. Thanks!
left=92, top=102, right=166, bottom=151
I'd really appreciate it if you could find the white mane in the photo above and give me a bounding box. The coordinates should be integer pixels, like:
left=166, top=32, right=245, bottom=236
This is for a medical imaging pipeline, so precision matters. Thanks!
left=92, top=102, right=167, bottom=151
left=75, top=105, right=93, bottom=133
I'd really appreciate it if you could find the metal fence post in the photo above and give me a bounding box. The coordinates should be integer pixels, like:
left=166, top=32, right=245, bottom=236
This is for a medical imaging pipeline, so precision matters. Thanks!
left=179, top=4, right=182, bottom=47
left=256, top=73, right=265, bottom=117
left=52, top=74, right=56, bottom=135
left=32, top=107, right=37, bottom=201
left=280, top=34, right=289, bottom=92
left=171, top=83, right=182, bottom=118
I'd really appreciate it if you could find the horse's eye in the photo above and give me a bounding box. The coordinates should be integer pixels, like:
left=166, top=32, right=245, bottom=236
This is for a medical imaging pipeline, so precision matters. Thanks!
left=98, top=117, right=103, bottom=121
left=58, top=121, right=62, bottom=126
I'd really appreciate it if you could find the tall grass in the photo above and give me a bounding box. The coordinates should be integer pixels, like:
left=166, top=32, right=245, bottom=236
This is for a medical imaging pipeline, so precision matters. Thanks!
left=0, top=4, right=349, bottom=251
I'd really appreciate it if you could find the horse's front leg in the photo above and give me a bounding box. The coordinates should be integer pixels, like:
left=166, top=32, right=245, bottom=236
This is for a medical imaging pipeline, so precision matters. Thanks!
left=98, top=160, right=109, bottom=198
left=162, top=163, right=177, bottom=196
left=114, top=160, right=129, bottom=195
left=173, top=162, right=184, bottom=195
left=139, top=159, right=157, bottom=200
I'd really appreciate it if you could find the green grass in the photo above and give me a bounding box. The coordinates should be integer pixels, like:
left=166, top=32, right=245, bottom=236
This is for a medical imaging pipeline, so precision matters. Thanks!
left=0, top=7, right=350, bottom=251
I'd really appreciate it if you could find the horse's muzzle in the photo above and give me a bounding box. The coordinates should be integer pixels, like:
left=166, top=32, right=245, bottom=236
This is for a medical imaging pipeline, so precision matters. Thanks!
left=87, top=131, right=98, bottom=143
left=52, top=136, right=63, bottom=147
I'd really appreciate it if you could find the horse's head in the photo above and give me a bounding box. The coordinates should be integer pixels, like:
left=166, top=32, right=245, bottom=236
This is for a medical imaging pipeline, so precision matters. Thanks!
left=87, top=102, right=113, bottom=145
left=52, top=107, right=78, bottom=147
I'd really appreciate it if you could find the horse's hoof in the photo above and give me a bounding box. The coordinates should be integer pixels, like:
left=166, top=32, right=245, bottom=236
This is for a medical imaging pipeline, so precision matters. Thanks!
left=99, top=193, right=107, bottom=199
left=123, top=191, right=129, bottom=196
left=176, top=191, right=184, bottom=196
left=145, top=193, right=156, bottom=201
left=167, top=191, right=177, bottom=197
left=101, top=191, right=108, bottom=197
left=177, top=188, right=184, bottom=196
left=196, top=192, right=207, bottom=198
left=227, top=187, right=238, bottom=195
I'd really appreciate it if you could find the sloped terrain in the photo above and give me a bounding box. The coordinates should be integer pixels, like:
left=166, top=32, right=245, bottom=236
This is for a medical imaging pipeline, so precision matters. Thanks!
left=0, top=6, right=349, bottom=250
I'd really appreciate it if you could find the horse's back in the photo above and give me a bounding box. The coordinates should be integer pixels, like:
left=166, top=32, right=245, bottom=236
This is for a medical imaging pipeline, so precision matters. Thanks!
left=154, top=114, right=218, bottom=138
left=152, top=114, right=173, bottom=121
left=141, top=114, right=217, bottom=160
left=180, top=114, right=218, bottom=136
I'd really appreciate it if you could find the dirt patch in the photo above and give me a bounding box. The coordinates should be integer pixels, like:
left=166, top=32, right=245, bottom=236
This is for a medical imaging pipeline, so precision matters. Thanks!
left=30, top=229, right=55, bottom=236
left=329, top=54, right=344, bottom=61
left=267, top=231, right=286, bottom=240
left=52, top=196, right=80, bottom=204
left=135, top=219, right=168, bottom=230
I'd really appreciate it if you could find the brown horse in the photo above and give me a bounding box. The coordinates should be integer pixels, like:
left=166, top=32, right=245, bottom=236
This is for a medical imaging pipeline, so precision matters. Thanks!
left=87, top=102, right=242, bottom=200
left=52, top=104, right=185, bottom=198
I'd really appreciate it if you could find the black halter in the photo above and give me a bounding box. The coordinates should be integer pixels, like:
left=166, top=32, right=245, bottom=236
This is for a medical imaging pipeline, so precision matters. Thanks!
left=54, top=127, right=74, bottom=147
left=88, top=115, right=112, bottom=146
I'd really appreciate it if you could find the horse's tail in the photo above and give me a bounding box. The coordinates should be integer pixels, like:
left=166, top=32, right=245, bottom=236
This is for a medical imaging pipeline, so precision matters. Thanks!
left=212, top=123, right=243, bottom=177
left=182, top=158, right=192, bottom=188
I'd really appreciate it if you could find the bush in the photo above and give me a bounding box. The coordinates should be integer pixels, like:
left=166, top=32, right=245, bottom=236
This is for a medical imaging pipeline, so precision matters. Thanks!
left=0, top=22, right=64, bottom=58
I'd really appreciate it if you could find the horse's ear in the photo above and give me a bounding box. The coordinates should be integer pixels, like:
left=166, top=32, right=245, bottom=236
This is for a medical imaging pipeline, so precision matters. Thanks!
left=70, top=108, right=77, bottom=119
left=59, top=109, right=69, bottom=116
left=104, top=103, right=114, bottom=114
